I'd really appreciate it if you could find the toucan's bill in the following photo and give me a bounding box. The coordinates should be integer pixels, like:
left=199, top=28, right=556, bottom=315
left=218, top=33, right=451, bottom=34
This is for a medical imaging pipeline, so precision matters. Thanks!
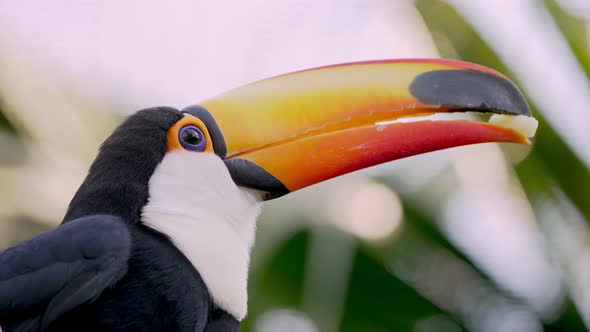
left=184, top=59, right=538, bottom=199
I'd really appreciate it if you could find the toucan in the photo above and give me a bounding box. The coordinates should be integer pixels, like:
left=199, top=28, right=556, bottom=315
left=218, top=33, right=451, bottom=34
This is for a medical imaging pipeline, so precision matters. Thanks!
left=0, top=59, right=536, bottom=331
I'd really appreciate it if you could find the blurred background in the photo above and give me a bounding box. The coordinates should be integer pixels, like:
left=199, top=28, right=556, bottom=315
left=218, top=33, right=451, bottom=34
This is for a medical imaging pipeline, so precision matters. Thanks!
left=1, top=0, right=589, bottom=331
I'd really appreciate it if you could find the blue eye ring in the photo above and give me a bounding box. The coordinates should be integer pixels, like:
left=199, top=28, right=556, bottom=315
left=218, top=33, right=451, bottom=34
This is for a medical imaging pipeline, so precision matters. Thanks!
left=179, top=125, right=207, bottom=152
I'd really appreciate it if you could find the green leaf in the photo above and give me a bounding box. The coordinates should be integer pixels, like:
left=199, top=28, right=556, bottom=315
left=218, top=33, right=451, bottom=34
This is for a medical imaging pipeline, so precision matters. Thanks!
left=416, top=0, right=590, bottom=221
left=244, top=227, right=465, bottom=331
left=545, top=0, right=590, bottom=77
left=0, top=106, right=17, bottom=134
left=416, top=1, right=590, bottom=330
left=516, top=116, right=590, bottom=222
left=341, top=247, right=463, bottom=332
left=244, top=230, right=310, bottom=330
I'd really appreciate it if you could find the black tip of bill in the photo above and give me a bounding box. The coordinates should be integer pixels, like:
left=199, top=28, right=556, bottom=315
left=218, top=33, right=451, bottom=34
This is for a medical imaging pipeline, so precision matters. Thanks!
left=410, top=69, right=532, bottom=117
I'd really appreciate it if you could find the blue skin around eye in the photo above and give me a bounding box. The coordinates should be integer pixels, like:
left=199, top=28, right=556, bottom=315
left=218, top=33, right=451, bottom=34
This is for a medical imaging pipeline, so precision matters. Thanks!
left=179, top=125, right=207, bottom=152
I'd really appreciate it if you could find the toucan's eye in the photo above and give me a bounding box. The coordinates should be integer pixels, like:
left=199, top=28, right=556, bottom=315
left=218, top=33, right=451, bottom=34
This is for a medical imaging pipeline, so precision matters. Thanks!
left=179, top=125, right=207, bottom=152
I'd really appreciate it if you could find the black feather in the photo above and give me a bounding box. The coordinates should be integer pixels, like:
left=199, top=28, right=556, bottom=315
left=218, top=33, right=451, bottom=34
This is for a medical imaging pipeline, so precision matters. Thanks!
left=1, top=107, right=240, bottom=331
left=0, top=215, right=131, bottom=330
left=63, top=107, right=183, bottom=224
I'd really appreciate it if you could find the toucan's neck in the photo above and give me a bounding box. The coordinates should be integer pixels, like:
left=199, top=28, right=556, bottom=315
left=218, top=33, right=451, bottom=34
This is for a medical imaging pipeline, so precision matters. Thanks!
left=63, top=160, right=154, bottom=224
left=63, top=108, right=182, bottom=224
left=141, top=151, right=262, bottom=321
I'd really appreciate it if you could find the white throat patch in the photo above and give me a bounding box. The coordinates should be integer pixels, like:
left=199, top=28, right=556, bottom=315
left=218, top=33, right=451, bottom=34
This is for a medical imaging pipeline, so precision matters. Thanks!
left=141, top=151, right=262, bottom=321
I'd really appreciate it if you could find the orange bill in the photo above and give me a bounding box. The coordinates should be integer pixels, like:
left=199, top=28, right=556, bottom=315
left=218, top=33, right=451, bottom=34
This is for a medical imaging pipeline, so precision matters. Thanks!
left=182, top=59, right=536, bottom=199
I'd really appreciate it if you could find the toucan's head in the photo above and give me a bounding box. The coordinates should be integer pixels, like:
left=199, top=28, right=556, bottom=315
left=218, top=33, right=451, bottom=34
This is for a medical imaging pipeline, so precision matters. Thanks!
left=65, top=59, right=537, bottom=321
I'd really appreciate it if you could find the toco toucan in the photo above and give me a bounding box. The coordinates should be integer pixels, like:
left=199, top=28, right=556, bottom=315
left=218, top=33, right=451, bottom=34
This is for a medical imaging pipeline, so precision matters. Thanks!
left=0, top=59, right=537, bottom=331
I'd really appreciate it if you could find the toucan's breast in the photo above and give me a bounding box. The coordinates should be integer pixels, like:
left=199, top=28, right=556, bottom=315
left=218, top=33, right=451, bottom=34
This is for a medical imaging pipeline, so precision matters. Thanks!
left=142, top=150, right=261, bottom=321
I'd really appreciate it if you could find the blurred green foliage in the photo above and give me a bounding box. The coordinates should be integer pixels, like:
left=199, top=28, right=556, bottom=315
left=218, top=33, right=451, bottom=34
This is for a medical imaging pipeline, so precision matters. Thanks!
left=243, top=1, right=590, bottom=331
left=546, top=0, right=590, bottom=77
left=0, top=108, right=16, bottom=134
left=417, top=0, right=590, bottom=221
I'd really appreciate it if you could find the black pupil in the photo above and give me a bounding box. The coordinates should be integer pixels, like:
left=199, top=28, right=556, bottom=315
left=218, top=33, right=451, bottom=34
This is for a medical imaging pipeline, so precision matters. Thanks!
left=182, top=128, right=202, bottom=145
